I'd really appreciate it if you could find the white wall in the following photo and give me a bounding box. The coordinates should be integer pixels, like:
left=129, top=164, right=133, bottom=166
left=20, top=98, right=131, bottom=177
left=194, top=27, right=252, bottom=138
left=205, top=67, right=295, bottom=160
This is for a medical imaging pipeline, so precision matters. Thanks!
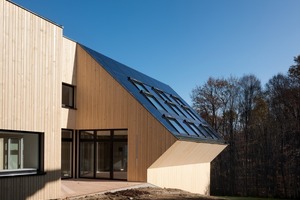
left=147, top=141, right=227, bottom=195
left=61, top=37, right=77, bottom=129
left=148, top=163, right=211, bottom=194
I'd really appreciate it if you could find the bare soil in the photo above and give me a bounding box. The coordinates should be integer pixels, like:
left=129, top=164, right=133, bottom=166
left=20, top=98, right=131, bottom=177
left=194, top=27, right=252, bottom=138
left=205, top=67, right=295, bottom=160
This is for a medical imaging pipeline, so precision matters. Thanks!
left=67, top=187, right=226, bottom=200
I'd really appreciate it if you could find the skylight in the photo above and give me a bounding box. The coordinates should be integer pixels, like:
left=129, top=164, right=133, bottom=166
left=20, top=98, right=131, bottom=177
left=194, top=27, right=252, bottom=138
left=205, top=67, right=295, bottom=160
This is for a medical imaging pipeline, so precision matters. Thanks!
left=143, top=92, right=166, bottom=111
left=167, top=118, right=186, bottom=134
left=80, top=45, right=224, bottom=143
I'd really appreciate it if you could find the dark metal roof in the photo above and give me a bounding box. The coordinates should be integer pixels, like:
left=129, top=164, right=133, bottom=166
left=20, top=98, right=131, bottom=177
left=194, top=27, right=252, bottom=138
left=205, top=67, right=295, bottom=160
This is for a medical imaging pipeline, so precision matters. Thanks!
left=80, top=44, right=225, bottom=144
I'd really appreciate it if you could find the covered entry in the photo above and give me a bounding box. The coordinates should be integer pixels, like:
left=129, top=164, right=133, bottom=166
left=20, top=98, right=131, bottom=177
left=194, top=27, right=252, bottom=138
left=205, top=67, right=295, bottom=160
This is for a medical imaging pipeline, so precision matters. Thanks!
left=79, top=129, right=127, bottom=180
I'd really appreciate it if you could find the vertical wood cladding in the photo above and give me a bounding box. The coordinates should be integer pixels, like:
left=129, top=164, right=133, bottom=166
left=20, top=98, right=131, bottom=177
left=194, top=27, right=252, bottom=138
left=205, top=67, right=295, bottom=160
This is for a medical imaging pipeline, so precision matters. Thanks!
left=76, top=45, right=177, bottom=181
left=61, top=37, right=76, bottom=129
left=0, top=0, right=62, bottom=199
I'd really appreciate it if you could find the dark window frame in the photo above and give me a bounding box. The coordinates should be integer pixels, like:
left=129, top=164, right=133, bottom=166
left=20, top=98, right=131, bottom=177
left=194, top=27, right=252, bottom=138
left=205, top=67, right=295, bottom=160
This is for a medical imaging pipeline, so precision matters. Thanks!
left=0, top=129, right=44, bottom=178
left=200, top=123, right=218, bottom=139
left=166, top=101, right=186, bottom=117
left=164, top=116, right=187, bottom=134
left=181, top=105, right=200, bottom=121
left=79, top=129, right=128, bottom=180
left=142, top=91, right=166, bottom=111
left=170, top=95, right=185, bottom=105
left=62, top=83, right=75, bottom=109
left=128, top=78, right=148, bottom=92
left=185, top=122, right=208, bottom=138
left=152, top=88, right=172, bottom=102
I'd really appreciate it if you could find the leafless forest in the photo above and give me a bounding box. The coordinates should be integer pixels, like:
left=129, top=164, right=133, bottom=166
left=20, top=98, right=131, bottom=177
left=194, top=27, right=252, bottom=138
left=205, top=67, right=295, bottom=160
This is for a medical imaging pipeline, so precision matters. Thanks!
left=191, top=56, right=300, bottom=198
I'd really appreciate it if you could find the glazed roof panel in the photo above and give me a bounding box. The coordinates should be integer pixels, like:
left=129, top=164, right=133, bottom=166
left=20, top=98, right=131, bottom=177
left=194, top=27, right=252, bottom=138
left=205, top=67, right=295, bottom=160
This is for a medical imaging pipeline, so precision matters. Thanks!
left=80, top=44, right=224, bottom=144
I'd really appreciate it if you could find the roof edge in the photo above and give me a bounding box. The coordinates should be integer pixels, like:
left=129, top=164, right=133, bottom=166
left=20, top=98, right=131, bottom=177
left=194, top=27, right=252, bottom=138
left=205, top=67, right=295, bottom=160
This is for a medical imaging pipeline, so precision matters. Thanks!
left=7, top=0, right=63, bottom=28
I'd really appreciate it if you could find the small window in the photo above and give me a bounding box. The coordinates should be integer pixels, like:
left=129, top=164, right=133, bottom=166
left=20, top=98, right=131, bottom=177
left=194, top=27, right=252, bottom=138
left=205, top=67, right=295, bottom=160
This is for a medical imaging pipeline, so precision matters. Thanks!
left=171, top=95, right=185, bottom=105
left=181, top=105, right=200, bottom=120
left=167, top=102, right=186, bottom=117
left=153, top=88, right=171, bottom=102
left=201, top=124, right=218, bottom=139
left=0, top=130, right=43, bottom=177
left=129, top=79, right=148, bottom=92
left=166, top=118, right=186, bottom=134
left=188, top=123, right=207, bottom=138
left=143, top=92, right=166, bottom=111
left=62, top=83, right=75, bottom=108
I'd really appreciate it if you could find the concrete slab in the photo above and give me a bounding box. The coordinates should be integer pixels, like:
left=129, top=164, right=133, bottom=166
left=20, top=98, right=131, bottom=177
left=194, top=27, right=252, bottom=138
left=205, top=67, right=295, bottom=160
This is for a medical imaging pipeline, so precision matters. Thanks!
left=60, top=179, right=149, bottom=199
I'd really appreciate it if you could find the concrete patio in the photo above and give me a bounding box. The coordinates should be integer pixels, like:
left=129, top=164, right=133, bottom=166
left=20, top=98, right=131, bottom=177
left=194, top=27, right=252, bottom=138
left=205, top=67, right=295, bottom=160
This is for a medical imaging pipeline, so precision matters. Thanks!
left=61, top=179, right=150, bottom=199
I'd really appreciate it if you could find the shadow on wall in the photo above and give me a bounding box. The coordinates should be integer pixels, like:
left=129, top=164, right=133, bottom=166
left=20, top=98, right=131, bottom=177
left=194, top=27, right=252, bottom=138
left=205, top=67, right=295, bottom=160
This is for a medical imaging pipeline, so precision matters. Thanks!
left=66, top=45, right=77, bottom=129
left=0, top=169, right=61, bottom=200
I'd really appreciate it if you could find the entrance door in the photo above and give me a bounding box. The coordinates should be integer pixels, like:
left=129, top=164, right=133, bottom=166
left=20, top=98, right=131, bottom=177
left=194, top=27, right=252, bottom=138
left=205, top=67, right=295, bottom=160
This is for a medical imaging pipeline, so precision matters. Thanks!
left=79, top=130, right=127, bottom=180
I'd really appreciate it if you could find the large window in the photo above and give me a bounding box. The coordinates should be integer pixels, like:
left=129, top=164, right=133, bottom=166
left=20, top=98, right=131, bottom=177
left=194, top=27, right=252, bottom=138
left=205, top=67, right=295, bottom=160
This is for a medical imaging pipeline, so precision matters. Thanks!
left=62, top=83, right=75, bottom=108
left=79, top=130, right=127, bottom=180
left=0, top=130, right=43, bottom=177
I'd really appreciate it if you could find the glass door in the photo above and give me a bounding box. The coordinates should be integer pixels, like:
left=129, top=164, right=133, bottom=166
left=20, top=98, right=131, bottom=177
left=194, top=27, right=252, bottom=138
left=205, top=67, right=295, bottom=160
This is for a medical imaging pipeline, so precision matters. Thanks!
left=113, top=130, right=127, bottom=180
left=96, top=130, right=111, bottom=178
left=80, top=130, right=94, bottom=178
left=113, top=141, right=127, bottom=179
left=96, top=141, right=111, bottom=178
left=79, top=129, right=127, bottom=180
left=80, top=141, right=94, bottom=178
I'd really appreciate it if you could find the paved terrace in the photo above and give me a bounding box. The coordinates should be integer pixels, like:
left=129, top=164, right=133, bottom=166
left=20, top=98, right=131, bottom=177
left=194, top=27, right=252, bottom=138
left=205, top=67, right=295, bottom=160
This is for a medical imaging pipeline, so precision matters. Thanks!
left=61, top=179, right=150, bottom=199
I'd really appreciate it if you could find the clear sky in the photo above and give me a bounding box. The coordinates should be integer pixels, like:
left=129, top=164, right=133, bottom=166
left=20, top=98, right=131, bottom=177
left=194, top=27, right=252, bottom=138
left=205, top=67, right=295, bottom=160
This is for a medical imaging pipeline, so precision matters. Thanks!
left=11, top=0, right=300, bottom=105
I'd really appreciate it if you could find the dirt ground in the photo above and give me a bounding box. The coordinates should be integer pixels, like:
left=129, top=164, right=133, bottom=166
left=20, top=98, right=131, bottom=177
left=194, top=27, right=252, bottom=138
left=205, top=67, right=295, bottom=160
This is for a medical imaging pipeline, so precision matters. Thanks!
left=66, top=187, right=226, bottom=200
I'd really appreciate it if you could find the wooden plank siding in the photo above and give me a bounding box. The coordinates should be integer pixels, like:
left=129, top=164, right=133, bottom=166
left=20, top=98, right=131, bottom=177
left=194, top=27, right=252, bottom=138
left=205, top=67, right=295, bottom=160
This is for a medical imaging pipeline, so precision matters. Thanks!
left=61, top=37, right=77, bottom=129
left=75, top=45, right=177, bottom=181
left=147, top=141, right=227, bottom=194
left=0, top=0, right=63, bottom=199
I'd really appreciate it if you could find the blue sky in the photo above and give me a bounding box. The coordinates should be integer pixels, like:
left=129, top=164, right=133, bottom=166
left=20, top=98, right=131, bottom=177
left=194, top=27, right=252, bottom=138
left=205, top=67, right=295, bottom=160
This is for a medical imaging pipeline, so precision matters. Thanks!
left=12, top=0, right=300, bottom=105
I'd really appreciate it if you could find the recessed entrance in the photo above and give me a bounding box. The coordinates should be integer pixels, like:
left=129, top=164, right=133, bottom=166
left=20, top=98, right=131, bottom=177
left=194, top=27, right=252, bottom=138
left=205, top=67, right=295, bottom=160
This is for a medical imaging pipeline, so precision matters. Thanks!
left=79, top=129, right=127, bottom=180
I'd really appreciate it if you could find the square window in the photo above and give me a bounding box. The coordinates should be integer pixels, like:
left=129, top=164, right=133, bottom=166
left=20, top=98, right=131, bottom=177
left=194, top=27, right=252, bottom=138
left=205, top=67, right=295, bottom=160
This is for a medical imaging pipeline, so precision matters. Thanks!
left=0, top=130, right=43, bottom=177
left=143, top=92, right=166, bottom=111
left=168, top=102, right=186, bottom=117
left=166, top=118, right=186, bottom=134
left=201, top=124, right=218, bottom=139
left=129, top=78, right=148, bottom=92
left=181, top=105, right=200, bottom=121
left=153, top=89, right=171, bottom=102
left=171, top=95, right=185, bottom=105
left=62, top=83, right=75, bottom=108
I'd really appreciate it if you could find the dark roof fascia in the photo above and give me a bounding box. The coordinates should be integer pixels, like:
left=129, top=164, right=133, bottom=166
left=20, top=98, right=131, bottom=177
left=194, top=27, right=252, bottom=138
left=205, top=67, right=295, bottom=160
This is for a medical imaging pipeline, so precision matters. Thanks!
left=7, top=0, right=63, bottom=28
left=176, top=135, right=226, bottom=144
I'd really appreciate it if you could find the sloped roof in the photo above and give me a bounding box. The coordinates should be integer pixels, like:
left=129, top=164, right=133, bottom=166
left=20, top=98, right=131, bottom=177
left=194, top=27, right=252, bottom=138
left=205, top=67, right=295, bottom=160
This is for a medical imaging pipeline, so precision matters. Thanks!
left=80, top=44, right=225, bottom=144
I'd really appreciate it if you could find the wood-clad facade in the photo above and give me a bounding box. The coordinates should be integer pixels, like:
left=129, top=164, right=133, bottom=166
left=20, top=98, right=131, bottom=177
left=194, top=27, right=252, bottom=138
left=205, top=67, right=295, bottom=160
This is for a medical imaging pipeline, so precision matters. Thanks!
left=75, top=45, right=177, bottom=181
left=148, top=141, right=226, bottom=194
left=0, top=0, right=62, bottom=199
left=0, top=1, right=226, bottom=199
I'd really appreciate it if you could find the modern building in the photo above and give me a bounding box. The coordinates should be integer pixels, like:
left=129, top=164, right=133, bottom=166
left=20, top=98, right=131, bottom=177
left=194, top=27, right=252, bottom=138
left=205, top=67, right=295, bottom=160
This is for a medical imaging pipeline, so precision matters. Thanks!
left=0, top=0, right=227, bottom=199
